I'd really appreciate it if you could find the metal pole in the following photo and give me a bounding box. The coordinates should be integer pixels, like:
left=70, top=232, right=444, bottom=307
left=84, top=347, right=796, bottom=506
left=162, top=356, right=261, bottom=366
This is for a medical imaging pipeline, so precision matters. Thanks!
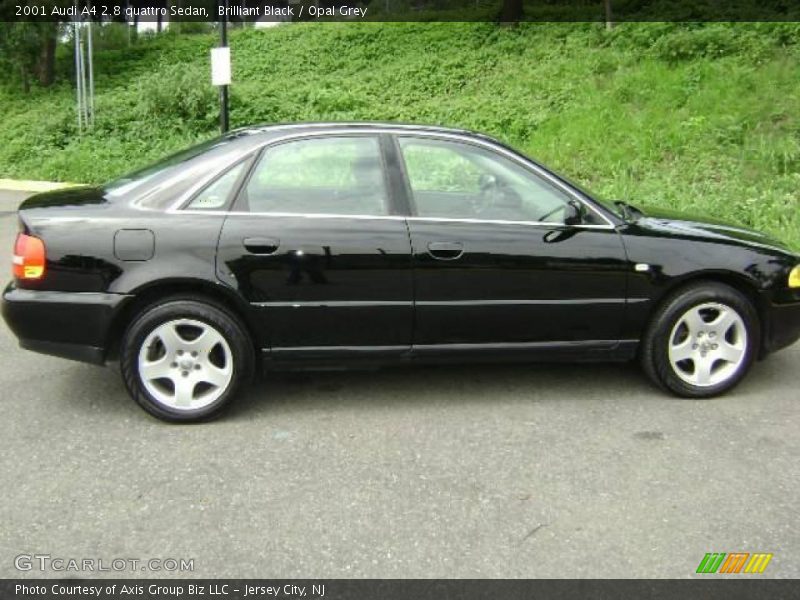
left=219, top=0, right=229, bottom=134
left=79, top=36, right=89, bottom=127
left=87, top=14, right=95, bottom=125
left=74, top=20, right=82, bottom=133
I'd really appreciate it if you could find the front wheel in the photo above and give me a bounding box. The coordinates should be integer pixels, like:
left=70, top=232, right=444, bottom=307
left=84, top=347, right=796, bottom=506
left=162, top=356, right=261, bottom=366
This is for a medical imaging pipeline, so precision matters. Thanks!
left=120, top=298, right=254, bottom=422
left=641, top=282, right=760, bottom=398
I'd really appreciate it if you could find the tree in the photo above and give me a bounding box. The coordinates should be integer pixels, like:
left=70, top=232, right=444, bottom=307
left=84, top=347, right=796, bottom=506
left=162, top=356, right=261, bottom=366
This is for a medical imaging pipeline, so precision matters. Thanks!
left=0, top=22, right=60, bottom=92
left=500, top=0, right=523, bottom=23
left=37, top=26, right=58, bottom=85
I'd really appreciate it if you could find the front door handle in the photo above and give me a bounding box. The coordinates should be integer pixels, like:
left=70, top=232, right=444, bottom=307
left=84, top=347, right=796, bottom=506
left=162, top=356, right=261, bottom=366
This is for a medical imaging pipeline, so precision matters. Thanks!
left=243, top=237, right=280, bottom=255
left=427, top=241, right=464, bottom=260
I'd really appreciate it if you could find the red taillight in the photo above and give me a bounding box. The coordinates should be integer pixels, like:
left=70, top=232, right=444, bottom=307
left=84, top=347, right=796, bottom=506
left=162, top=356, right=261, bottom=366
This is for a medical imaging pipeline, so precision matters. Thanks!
left=13, top=233, right=46, bottom=280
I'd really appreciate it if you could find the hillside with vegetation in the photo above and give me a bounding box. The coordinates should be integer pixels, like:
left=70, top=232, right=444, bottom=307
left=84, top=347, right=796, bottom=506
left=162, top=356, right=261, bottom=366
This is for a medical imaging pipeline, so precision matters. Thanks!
left=1, top=22, right=799, bottom=248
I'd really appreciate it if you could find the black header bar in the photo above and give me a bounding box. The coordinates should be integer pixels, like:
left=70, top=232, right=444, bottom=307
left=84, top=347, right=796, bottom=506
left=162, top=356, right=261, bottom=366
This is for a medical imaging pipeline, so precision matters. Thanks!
left=4, top=0, right=800, bottom=22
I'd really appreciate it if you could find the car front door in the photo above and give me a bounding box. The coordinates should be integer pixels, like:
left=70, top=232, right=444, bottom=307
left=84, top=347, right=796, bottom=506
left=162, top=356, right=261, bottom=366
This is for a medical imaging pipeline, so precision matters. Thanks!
left=215, top=134, right=413, bottom=358
left=394, top=134, right=629, bottom=354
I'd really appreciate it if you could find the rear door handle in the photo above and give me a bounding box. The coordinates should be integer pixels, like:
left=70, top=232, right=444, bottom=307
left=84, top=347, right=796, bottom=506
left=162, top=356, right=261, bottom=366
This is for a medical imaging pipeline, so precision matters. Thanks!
left=243, top=237, right=280, bottom=255
left=427, top=241, right=464, bottom=260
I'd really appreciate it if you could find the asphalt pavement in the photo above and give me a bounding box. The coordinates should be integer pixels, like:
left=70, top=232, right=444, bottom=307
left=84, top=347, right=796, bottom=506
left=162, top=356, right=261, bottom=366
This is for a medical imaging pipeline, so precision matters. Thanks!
left=0, top=190, right=798, bottom=578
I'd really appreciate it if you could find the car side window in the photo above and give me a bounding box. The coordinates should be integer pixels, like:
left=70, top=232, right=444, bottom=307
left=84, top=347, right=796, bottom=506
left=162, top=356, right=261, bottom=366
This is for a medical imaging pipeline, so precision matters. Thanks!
left=187, top=161, right=246, bottom=209
left=398, top=137, right=577, bottom=223
left=243, top=136, right=389, bottom=215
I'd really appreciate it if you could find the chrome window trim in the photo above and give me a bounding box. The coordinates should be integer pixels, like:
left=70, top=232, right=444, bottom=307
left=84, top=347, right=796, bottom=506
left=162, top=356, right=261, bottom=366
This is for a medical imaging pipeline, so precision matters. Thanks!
left=172, top=210, right=402, bottom=220
left=166, top=127, right=616, bottom=229
left=407, top=216, right=612, bottom=229
left=173, top=209, right=614, bottom=229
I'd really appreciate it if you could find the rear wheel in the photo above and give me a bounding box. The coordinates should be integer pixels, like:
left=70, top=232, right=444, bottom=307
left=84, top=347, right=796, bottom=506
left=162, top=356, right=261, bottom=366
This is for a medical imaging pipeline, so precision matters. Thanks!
left=641, top=282, right=759, bottom=398
left=120, top=298, right=254, bottom=422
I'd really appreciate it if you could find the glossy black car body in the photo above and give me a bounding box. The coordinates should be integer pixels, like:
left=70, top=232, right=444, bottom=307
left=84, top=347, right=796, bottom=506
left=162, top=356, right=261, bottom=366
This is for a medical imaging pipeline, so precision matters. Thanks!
left=3, top=123, right=800, bottom=416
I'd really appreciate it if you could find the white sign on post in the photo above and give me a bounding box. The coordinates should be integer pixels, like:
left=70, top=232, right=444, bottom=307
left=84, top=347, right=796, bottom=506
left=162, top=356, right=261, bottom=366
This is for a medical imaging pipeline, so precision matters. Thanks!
left=211, top=47, right=231, bottom=86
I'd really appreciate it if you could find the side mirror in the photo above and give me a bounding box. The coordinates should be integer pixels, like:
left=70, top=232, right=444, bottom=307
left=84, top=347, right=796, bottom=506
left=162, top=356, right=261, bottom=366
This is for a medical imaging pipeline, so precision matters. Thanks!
left=564, top=200, right=584, bottom=226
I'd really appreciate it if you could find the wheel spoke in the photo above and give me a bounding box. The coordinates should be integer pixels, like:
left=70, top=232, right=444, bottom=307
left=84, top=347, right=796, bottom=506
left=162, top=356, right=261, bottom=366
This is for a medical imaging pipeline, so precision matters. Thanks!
left=693, top=356, right=713, bottom=386
left=710, top=309, right=736, bottom=336
left=200, top=365, right=231, bottom=389
left=682, top=307, right=706, bottom=335
left=140, top=356, right=172, bottom=381
left=173, top=377, right=196, bottom=407
left=669, top=339, right=694, bottom=362
left=189, top=327, right=225, bottom=355
left=717, top=342, right=744, bottom=364
left=158, top=322, right=185, bottom=353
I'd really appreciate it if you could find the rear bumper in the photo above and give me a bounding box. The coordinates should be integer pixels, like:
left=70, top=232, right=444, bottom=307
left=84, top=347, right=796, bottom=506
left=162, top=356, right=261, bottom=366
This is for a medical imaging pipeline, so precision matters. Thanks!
left=1, top=283, right=130, bottom=365
left=763, top=298, right=800, bottom=356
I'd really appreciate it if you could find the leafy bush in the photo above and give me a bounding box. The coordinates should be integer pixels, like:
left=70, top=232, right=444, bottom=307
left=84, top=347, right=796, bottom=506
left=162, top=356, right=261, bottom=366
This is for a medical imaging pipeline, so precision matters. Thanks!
left=135, top=62, right=217, bottom=126
left=652, top=26, right=740, bottom=62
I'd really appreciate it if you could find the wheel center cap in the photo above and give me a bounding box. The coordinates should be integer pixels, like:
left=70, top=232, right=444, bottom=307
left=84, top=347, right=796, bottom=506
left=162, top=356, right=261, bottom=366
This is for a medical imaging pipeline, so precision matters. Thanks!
left=179, top=358, right=194, bottom=370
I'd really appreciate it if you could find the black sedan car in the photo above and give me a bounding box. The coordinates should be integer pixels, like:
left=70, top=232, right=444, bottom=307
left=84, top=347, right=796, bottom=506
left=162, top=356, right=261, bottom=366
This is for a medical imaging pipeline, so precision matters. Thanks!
left=3, top=123, right=800, bottom=422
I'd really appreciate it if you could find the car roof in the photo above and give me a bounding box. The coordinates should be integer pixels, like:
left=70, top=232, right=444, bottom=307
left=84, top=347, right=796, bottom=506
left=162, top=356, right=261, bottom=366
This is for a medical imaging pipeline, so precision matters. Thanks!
left=227, top=121, right=500, bottom=143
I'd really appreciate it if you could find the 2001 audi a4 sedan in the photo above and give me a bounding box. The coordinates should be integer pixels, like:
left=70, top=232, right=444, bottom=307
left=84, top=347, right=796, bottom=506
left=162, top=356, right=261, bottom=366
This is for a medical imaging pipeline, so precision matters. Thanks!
left=3, top=123, right=800, bottom=422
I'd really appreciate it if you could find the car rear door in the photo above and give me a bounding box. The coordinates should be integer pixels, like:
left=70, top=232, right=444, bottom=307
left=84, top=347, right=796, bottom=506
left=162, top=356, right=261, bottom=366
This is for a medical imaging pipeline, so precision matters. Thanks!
left=215, top=133, right=413, bottom=358
left=393, top=134, right=629, bottom=354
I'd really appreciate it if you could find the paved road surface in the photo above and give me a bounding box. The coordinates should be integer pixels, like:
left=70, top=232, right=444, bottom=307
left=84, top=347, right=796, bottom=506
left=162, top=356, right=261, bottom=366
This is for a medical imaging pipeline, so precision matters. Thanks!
left=0, top=190, right=797, bottom=578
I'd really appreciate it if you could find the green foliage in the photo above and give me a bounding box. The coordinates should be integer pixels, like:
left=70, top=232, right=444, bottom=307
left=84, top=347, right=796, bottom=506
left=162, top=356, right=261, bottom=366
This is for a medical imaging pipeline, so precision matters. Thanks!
left=136, top=62, right=218, bottom=125
left=1, top=22, right=799, bottom=249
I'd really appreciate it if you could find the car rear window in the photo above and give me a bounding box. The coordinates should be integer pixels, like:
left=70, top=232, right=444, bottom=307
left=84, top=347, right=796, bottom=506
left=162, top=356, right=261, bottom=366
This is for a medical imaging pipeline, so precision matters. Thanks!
left=105, top=132, right=261, bottom=210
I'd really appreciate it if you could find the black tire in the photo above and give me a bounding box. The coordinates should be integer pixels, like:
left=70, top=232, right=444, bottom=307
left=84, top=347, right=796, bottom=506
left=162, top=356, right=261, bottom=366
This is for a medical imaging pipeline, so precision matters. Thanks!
left=120, top=297, right=254, bottom=422
left=640, top=282, right=760, bottom=398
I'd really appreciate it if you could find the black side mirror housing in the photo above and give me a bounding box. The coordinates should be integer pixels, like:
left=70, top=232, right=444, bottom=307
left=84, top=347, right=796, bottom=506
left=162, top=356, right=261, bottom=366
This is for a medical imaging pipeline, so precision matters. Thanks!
left=564, top=200, right=584, bottom=226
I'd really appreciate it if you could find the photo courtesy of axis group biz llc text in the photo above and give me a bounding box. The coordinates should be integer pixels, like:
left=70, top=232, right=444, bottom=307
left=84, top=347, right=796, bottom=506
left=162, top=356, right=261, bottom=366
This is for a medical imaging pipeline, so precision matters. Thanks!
left=1, top=1, right=799, bottom=599
left=13, top=584, right=326, bottom=597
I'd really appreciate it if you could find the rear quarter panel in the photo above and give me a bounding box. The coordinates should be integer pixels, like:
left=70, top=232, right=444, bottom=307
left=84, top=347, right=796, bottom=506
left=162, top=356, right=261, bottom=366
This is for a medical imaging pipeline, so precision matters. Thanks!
left=19, top=205, right=226, bottom=295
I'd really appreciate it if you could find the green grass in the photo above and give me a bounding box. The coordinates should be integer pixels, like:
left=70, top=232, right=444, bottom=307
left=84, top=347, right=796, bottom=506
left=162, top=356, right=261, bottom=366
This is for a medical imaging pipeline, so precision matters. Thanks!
left=1, top=22, right=799, bottom=249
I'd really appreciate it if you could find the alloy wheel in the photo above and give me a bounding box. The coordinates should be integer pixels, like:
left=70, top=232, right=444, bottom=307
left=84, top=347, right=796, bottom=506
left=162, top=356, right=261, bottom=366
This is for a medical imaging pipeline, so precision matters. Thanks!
left=137, top=318, right=234, bottom=410
left=667, top=302, right=747, bottom=388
